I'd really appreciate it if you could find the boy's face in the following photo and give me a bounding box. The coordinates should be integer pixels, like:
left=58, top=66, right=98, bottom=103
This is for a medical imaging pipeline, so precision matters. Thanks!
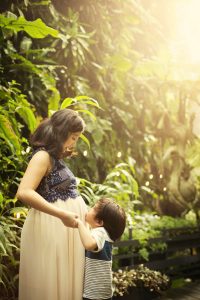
left=85, top=204, right=102, bottom=228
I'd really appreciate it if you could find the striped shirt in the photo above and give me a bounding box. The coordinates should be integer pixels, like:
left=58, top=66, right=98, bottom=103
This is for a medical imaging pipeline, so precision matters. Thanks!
left=83, top=227, right=113, bottom=299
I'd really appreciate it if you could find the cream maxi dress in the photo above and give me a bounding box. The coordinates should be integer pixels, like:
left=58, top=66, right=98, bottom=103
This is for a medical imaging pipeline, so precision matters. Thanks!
left=19, top=148, right=87, bottom=300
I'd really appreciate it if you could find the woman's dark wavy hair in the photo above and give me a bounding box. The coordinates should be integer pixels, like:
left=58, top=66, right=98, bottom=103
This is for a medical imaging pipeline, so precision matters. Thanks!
left=94, top=198, right=126, bottom=241
left=30, top=109, right=85, bottom=158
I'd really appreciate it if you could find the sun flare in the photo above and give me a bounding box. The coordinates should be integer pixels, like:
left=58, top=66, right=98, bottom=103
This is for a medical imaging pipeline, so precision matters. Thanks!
left=170, top=0, right=200, bottom=65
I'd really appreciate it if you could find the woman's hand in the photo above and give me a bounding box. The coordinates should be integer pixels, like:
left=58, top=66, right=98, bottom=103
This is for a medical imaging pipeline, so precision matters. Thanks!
left=60, top=211, right=79, bottom=228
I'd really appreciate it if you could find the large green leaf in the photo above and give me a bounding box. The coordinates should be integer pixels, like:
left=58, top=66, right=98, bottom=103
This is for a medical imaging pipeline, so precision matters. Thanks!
left=0, top=115, right=21, bottom=154
left=60, top=96, right=100, bottom=109
left=60, top=98, right=74, bottom=109
left=77, top=109, right=96, bottom=120
left=16, top=106, right=37, bottom=133
left=0, top=15, right=58, bottom=38
left=48, top=87, right=61, bottom=114
left=80, top=133, right=90, bottom=149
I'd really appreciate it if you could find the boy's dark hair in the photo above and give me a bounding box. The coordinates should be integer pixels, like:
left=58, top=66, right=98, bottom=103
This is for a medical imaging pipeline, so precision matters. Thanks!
left=30, top=108, right=85, bottom=158
left=94, top=198, right=126, bottom=241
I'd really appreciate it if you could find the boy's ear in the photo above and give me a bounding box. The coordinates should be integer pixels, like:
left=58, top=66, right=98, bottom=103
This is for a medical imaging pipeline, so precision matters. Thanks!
left=95, top=219, right=103, bottom=227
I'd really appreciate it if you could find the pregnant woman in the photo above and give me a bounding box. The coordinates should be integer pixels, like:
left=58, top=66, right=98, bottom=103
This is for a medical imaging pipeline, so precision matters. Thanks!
left=17, top=108, right=87, bottom=300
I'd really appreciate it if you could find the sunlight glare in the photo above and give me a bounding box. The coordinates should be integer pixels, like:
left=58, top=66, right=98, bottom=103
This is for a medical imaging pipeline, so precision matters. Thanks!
left=171, top=0, right=200, bottom=65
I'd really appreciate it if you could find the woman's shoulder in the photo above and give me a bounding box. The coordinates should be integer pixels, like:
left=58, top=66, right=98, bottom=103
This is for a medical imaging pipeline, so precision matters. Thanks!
left=31, top=149, right=50, bottom=160
left=30, top=148, right=59, bottom=177
left=30, top=148, right=51, bottom=165
left=31, top=146, right=48, bottom=156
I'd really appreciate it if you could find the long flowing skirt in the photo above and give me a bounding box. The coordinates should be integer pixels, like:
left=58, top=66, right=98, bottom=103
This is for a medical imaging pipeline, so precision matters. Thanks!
left=19, top=196, right=87, bottom=300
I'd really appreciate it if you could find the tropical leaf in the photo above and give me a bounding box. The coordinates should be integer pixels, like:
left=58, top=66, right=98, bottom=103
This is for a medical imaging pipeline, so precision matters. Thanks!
left=16, top=106, right=37, bottom=133
left=75, top=96, right=100, bottom=108
left=60, top=97, right=74, bottom=109
left=60, top=96, right=100, bottom=109
left=77, top=109, right=96, bottom=120
left=48, top=87, right=61, bottom=114
left=0, top=15, right=58, bottom=38
left=80, top=133, right=90, bottom=149
left=0, top=115, right=21, bottom=153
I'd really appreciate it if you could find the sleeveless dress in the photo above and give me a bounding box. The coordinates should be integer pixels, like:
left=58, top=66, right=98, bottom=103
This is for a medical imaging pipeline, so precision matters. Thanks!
left=19, top=148, right=88, bottom=300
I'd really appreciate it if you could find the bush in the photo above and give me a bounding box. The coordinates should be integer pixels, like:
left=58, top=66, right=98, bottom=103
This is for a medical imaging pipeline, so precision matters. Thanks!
left=113, top=265, right=170, bottom=297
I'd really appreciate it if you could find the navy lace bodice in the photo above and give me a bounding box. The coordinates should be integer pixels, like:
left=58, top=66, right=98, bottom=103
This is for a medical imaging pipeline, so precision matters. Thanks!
left=31, top=148, right=79, bottom=203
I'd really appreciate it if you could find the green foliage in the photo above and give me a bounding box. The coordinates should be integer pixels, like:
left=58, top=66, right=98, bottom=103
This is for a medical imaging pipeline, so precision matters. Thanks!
left=0, top=9, right=61, bottom=115
left=0, top=82, right=36, bottom=204
left=0, top=214, right=24, bottom=299
left=0, top=14, right=58, bottom=38
left=186, top=138, right=200, bottom=169
left=126, top=212, right=197, bottom=261
left=116, top=211, right=198, bottom=262
left=78, top=157, right=139, bottom=211
left=171, top=278, right=191, bottom=289
left=0, top=81, right=29, bottom=298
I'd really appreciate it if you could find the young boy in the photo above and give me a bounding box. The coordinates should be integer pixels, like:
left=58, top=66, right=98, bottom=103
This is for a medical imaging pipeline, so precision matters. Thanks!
left=76, top=198, right=126, bottom=300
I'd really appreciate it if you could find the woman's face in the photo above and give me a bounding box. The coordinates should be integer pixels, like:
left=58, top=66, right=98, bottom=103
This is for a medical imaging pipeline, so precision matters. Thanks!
left=62, top=131, right=82, bottom=152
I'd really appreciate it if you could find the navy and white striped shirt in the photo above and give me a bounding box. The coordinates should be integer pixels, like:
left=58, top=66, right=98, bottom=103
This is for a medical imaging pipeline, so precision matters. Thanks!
left=83, top=227, right=113, bottom=299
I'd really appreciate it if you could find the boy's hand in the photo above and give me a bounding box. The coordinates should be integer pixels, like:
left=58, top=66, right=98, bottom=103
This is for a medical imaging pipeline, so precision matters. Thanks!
left=76, top=218, right=84, bottom=227
left=60, top=211, right=78, bottom=228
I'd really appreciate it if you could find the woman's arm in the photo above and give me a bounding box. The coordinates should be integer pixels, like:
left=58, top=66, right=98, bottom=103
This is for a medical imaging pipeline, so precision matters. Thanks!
left=77, top=219, right=97, bottom=251
left=16, top=150, right=78, bottom=227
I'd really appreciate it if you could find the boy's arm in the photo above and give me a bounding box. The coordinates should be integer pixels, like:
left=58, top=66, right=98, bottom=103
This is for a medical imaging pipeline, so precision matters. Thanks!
left=77, top=219, right=98, bottom=251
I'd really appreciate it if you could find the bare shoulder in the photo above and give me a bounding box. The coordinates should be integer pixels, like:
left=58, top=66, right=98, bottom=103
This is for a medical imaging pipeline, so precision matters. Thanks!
left=17, top=150, right=52, bottom=192
left=31, top=150, right=51, bottom=162
left=29, top=150, right=51, bottom=171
